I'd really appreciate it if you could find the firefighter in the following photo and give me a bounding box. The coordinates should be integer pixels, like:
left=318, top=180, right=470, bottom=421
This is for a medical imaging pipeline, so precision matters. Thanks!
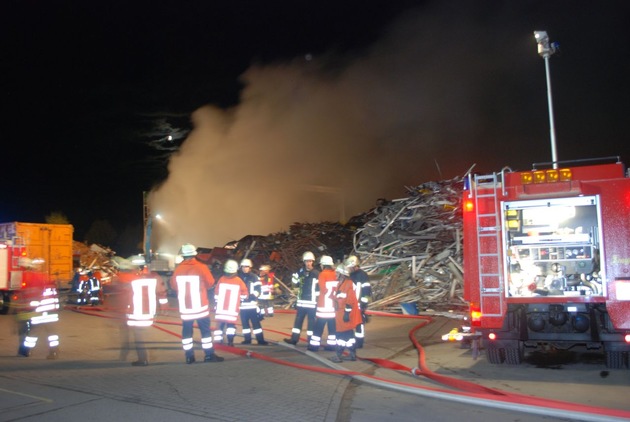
left=75, top=269, right=90, bottom=305
left=238, top=259, right=269, bottom=345
left=70, top=268, right=82, bottom=294
left=87, top=270, right=102, bottom=305
left=213, top=260, right=250, bottom=346
left=308, top=255, right=338, bottom=352
left=116, top=265, right=168, bottom=366
left=329, top=263, right=362, bottom=362
left=16, top=273, right=60, bottom=359
left=283, top=251, right=319, bottom=346
left=257, top=264, right=278, bottom=318
left=345, top=255, right=372, bottom=348
left=170, top=243, right=224, bottom=364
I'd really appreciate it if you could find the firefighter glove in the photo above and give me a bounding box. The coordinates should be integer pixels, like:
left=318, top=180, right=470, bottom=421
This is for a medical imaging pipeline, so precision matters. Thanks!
left=343, top=311, right=350, bottom=323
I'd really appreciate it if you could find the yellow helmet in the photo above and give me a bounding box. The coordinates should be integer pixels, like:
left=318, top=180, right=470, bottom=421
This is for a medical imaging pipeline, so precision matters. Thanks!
left=336, top=263, right=349, bottom=277
left=344, top=255, right=359, bottom=268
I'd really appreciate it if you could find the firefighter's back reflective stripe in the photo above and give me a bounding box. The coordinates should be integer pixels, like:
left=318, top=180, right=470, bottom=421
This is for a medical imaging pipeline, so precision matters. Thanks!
left=128, top=278, right=158, bottom=327
left=175, top=275, right=208, bottom=320
left=316, top=279, right=338, bottom=317
left=215, top=283, right=242, bottom=321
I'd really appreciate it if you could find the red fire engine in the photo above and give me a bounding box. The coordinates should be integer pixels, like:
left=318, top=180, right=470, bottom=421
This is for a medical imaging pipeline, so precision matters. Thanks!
left=463, top=158, right=630, bottom=369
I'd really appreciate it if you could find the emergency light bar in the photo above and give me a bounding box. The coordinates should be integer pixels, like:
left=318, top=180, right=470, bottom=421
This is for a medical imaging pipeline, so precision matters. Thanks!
left=521, top=168, right=572, bottom=184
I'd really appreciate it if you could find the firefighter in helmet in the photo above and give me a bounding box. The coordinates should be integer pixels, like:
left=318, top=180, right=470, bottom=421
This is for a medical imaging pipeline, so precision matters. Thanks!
left=345, top=255, right=372, bottom=348
left=237, top=259, right=269, bottom=345
left=213, top=260, right=249, bottom=346
left=170, top=243, right=223, bottom=363
left=257, top=264, right=278, bottom=318
left=15, top=259, right=60, bottom=359
left=308, top=255, right=338, bottom=352
left=329, top=263, right=362, bottom=362
left=114, top=264, right=168, bottom=366
left=284, top=251, right=319, bottom=346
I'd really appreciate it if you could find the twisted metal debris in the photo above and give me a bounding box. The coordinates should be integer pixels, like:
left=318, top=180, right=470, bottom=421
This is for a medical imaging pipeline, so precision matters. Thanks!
left=351, top=177, right=467, bottom=313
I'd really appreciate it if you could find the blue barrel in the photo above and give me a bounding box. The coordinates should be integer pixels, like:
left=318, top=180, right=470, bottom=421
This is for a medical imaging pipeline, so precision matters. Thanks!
left=400, top=302, right=418, bottom=315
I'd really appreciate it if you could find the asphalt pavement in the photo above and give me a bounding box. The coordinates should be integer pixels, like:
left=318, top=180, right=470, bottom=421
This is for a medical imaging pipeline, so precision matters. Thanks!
left=0, top=298, right=629, bottom=422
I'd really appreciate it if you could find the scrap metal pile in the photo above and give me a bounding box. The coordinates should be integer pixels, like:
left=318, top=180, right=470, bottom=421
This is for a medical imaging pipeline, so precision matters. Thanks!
left=351, top=176, right=467, bottom=313
left=230, top=176, right=467, bottom=313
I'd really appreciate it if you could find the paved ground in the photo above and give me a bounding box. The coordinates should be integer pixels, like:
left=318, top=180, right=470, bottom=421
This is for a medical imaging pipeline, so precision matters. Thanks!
left=0, top=298, right=628, bottom=421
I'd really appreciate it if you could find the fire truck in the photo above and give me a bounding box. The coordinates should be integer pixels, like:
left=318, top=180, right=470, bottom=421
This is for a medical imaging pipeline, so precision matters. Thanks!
left=0, top=222, right=74, bottom=314
left=463, top=157, right=630, bottom=369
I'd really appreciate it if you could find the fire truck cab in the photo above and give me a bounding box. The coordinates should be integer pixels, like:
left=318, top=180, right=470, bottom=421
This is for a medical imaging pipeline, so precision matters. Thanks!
left=463, top=158, right=630, bottom=368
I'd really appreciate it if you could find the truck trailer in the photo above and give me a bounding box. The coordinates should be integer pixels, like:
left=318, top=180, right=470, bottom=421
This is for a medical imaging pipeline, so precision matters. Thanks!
left=0, top=222, right=74, bottom=314
left=463, top=158, right=630, bottom=369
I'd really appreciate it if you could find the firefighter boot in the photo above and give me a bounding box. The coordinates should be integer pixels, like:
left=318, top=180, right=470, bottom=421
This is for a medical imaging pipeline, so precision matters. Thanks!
left=283, top=333, right=299, bottom=345
left=204, top=350, right=225, bottom=363
left=346, top=347, right=357, bottom=362
left=47, top=346, right=59, bottom=360
left=256, top=333, right=269, bottom=346
left=185, top=351, right=196, bottom=364
left=328, top=346, right=343, bottom=363
left=240, top=334, right=252, bottom=345
left=227, top=334, right=235, bottom=347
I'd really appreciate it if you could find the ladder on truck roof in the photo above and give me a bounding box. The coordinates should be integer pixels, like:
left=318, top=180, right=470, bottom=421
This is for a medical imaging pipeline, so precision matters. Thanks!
left=473, top=173, right=504, bottom=318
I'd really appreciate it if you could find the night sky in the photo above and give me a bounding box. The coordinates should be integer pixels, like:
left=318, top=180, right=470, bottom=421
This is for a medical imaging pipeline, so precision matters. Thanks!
left=3, top=1, right=630, bottom=256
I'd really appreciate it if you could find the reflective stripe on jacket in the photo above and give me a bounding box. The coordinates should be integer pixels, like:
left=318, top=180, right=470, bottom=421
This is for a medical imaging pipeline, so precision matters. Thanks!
left=215, top=275, right=249, bottom=322
left=315, top=268, right=338, bottom=319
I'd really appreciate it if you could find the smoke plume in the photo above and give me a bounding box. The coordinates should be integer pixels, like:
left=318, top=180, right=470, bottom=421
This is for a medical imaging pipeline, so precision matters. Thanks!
left=148, top=2, right=544, bottom=254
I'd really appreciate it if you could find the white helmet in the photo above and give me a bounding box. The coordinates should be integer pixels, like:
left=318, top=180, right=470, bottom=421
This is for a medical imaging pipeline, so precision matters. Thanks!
left=302, top=251, right=315, bottom=261
left=344, top=255, right=359, bottom=268
left=336, top=264, right=349, bottom=277
left=259, top=264, right=271, bottom=272
left=240, top=258, right=253, bottom=267
left=320, top=255, right=334, bottom=266
left=224, top=260, right=239, bottom=274
left=180, top=243, right=198, bottom=257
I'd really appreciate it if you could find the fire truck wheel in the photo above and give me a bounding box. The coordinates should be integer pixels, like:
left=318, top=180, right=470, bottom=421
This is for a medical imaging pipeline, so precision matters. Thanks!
left=605, top=350, right=627, bottom=369
left=504, top=346, right=523, bottom=365
left=486, top=348, right=504, bottom=364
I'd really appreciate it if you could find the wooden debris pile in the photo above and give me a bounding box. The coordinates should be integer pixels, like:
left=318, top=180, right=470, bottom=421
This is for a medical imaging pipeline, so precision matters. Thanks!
left=351, top=177, right=467, bottom=313
left=72, top=241, right=118, bottom=284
